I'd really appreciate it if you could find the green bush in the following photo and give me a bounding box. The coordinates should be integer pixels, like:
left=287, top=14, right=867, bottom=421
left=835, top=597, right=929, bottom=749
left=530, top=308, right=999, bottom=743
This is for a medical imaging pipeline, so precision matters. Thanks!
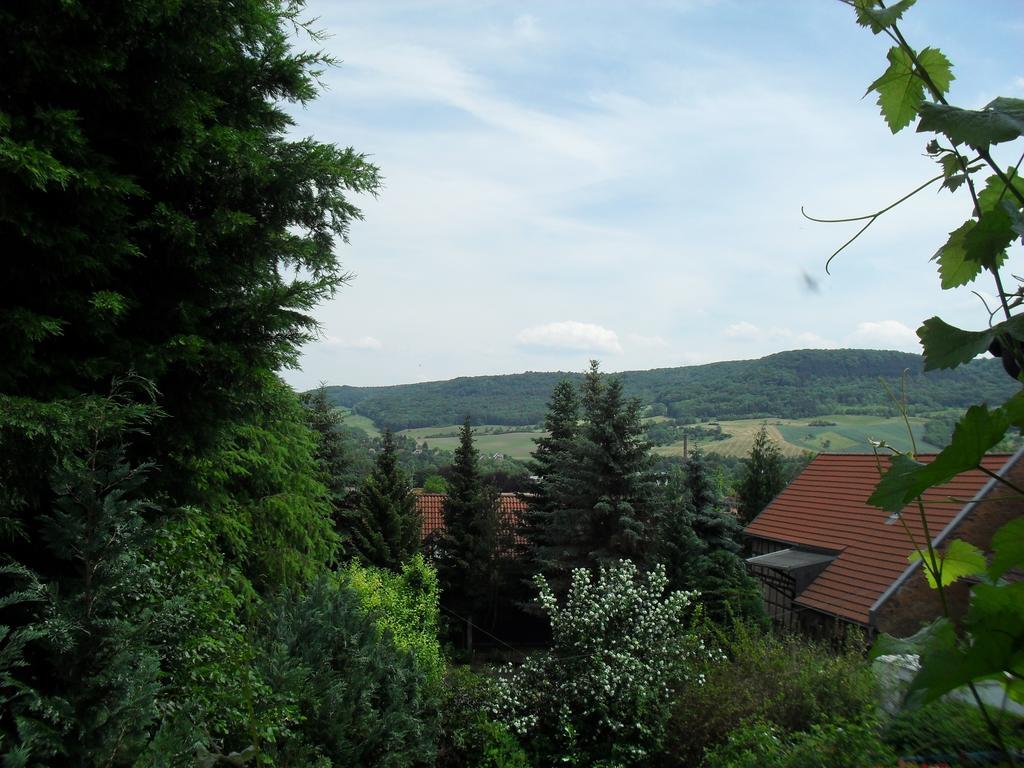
left=704, top=719, right=896, bottom=768
left=664, top=622, right=876, bottom=766
left=881, top=699, right=1024, bottom=758
left=345, top=554, right=446, bottom=693
left=495, top=560, right=701, bottom=767
left=438, top=666, right=530, bottom=768
left=258, top=576, right=439, bottom=767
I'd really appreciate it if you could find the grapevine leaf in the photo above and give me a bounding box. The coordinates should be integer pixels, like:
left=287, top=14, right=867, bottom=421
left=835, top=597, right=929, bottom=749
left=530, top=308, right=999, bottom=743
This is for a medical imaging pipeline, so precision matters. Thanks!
left=977, top=169, right=1024, bottom=214
left=933, top=221, right=981, bottom=289
left=963, top=207, right=1015, bottom=271
left=867, top=46, right=924, bottom=133
left=909, top=539, right=986, bottom=588
left=916, top=48, right=954, bottom=97
left=917, top=98, right=1024, bottom=149
left=989, top=517, right=1024, bottom=580
left=867, top=453, right=925, bottom=513
left=867, top=389, right=1024, bottom=511
left=959, top=582, right=1024, bottom=699
left=917, top=317, right=995, bottom=370
left=853, top=0, right=917, bottom=34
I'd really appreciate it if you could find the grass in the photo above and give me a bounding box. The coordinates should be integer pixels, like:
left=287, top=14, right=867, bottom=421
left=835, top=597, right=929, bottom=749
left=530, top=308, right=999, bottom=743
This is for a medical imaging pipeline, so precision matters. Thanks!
left=654, top=414, right=943, bottom=459
left=337, top=407, right=382, bottom=438
left=398, top=425, right=546, bottom=460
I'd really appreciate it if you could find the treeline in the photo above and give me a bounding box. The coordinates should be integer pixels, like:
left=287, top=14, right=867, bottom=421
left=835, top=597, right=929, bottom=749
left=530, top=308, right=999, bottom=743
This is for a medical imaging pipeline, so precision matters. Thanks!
left=322, top=349, right=1016, bottom=431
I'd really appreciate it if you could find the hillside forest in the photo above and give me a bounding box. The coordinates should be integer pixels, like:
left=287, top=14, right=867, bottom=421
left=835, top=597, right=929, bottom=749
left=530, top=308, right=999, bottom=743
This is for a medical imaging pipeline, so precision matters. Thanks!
left=1, top=1, right=1023, bottom=767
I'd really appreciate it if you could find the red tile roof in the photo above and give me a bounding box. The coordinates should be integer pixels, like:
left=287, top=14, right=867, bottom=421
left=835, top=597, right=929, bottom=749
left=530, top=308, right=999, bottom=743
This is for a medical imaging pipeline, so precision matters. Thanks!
left=415, top=491, right=529, bottom=548
left=744, top=452, right=1012, bottom=626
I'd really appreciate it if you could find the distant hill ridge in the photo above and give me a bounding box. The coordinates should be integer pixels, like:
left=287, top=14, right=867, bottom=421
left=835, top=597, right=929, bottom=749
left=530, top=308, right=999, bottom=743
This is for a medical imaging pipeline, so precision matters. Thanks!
left=319, top=348, right=1016, bottom=432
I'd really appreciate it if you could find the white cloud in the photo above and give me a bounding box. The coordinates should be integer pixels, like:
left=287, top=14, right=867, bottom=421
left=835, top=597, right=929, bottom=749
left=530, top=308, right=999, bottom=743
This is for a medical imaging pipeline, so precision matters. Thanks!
left=845, top=320, right=919, bottom=351
left=516, top=321, right=623, bottom=354
left=626, top=332, right=670, bottom=349
left=323, top=334, right=383, bottom=350
left=723, top=322, right=831, bottom=347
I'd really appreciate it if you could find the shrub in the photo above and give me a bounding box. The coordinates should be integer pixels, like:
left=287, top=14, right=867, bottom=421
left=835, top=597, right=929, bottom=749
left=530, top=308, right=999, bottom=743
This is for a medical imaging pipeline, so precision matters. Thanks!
left=344, top=554, right=445, bottom=692
left=881, top=699, right=1024, bottom=758
left=664, top=622, right=876, bottom=766
left=258, top=576, right=439, bottom=767
left=494, top=560, right=704, bottom=767
left=438, top=666, right=530, bottom=768
left=704, top=719, right=896, bottom=768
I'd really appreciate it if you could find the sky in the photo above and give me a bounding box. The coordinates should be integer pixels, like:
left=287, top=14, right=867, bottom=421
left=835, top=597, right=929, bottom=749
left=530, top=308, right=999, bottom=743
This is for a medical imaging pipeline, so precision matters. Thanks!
left=281, top=0, right=1024, bottom=389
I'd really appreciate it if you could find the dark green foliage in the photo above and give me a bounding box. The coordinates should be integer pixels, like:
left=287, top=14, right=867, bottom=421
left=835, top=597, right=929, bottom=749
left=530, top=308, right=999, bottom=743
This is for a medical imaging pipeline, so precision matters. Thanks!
left=258, top=576, right=439, bottom=767
left=349, top=430, right=421, bottom=571
left=437, top=667, right=530, bottom=768
left=436, top=419, right=504, bottom=634
left=1, top=0, right=379, bottom=472
left=664, top=622, right=876, bottom=767
left=186, top=376, right=337, bottom=592
left=657, top=458, right=763, bottom=625
left=0, top=416, right=161, bottom=765
left=703, top=718, right=895, bottom=768
left=300, top=384, right=360, bottom=505
left=320, top=350, right=1017, bottom=431
left=737, top=425, right=786, bottom=525
left=881, top=699, right=1024, bottom=757
left=530, top=363, right=660, bottom=593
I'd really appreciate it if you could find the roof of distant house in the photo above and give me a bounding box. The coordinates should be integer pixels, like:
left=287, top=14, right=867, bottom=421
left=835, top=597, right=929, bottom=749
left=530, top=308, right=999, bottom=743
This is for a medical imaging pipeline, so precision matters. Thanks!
left=744, top=452, right=1015, bottom=626
left=415, top=491, right=529, bottom=546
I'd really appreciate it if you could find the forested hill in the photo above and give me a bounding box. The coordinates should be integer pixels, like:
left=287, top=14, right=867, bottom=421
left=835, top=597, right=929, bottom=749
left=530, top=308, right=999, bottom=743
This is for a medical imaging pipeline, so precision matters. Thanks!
left=320, top=349, right=1017, bottom=431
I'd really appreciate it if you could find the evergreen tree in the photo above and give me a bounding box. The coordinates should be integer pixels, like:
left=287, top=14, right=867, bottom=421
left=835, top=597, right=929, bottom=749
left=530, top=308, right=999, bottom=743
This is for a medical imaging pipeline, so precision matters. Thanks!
left=737, top=425, right=786, bottom=525
left=520, top=379, right=579, bottom=567
left=529, top=362, right=659, bottom=593
left=350, top=430, right=421, bottom=571
left=436, top=418, right=502, bottom=638
left=300, top=384, right=355, bottom=506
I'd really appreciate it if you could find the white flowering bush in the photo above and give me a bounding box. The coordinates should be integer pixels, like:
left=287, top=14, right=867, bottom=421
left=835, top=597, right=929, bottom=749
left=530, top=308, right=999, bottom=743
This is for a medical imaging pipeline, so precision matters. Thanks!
left=493, top=560, right=711, bottom=767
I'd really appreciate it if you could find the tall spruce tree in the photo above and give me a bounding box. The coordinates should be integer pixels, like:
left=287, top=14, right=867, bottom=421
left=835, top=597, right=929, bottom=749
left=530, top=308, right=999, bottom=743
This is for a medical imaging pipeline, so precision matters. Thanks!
left=350, top=430, right=421, bottom=571
left=436, top=418, right=502, bottom=638
left=521, top=379, right=579, bottom=568
left=529, top=362, right=659, bottom=593
left=737, top=425, right=785, bottom=525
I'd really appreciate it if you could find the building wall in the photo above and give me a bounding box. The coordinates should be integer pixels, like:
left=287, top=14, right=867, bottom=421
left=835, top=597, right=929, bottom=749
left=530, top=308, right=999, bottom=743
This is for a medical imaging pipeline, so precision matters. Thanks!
left=875, top=454, right=1024, bottom=637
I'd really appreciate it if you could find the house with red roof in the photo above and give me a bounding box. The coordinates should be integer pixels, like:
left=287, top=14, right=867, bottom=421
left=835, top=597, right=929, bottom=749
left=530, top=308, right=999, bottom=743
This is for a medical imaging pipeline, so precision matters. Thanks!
left=415, top=491, right=528, bottom=556
left=743, top=450, right=1024, bottom=637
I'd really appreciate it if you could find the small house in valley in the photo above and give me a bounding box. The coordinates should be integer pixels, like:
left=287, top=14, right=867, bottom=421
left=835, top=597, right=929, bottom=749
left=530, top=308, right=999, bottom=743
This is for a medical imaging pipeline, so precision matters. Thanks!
left=744, top=450, right=1023, bottom=637
left=415, top=491, right=528, bottom=556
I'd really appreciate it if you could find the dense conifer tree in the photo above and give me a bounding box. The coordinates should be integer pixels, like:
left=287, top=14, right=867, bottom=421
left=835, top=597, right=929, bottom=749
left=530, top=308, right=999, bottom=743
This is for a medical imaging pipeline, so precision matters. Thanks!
left=520, top=379, right=579, bottom=567
left=737, top=425, right=786, bottom=525
left=436, top=418, right=502, bottom=637
left=350, top=430, right=421, bottom=571
left=528, top=362, right=659, bottom=593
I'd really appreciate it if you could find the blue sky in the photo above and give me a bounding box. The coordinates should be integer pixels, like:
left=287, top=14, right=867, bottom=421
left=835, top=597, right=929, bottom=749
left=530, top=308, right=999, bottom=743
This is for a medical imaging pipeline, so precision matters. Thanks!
left=282, top=0, right=1024, bottom=389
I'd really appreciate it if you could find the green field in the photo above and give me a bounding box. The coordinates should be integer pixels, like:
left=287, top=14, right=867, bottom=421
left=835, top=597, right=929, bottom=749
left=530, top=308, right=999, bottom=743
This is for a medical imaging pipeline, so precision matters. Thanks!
left=399, top=424, right=545, bottom=460
left=654, top=415, right=942, bottom=459
left=337, top=407, right=382, bottom=438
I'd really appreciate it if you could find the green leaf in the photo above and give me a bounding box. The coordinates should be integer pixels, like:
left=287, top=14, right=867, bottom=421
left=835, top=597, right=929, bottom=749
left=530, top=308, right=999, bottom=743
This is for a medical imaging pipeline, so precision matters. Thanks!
left=910, top=539, right=986, bottom=588
left=868, top=389, right=1024, bottom=512
left=963, top=207, right=1015, bottom=271
left=870, top=616, right=949, bottom=660
left=917, top=98, right=1024, bottom=149
left=867, top=46, right=925, bottom=133
left=917, top=313, right=1024, bottom=371
left=933, top=221, right=982, bottom=289
left=854, top=0, right=917, bottom=34
left=977, top=169, right=1024, bottom=214
left=867, top=453, right=924, bottom=513
left=917, top=317, right=994, bottom=370
left=990, top=517, right=1024, bottom=580
left=916, top=48, right=954, bottom=97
